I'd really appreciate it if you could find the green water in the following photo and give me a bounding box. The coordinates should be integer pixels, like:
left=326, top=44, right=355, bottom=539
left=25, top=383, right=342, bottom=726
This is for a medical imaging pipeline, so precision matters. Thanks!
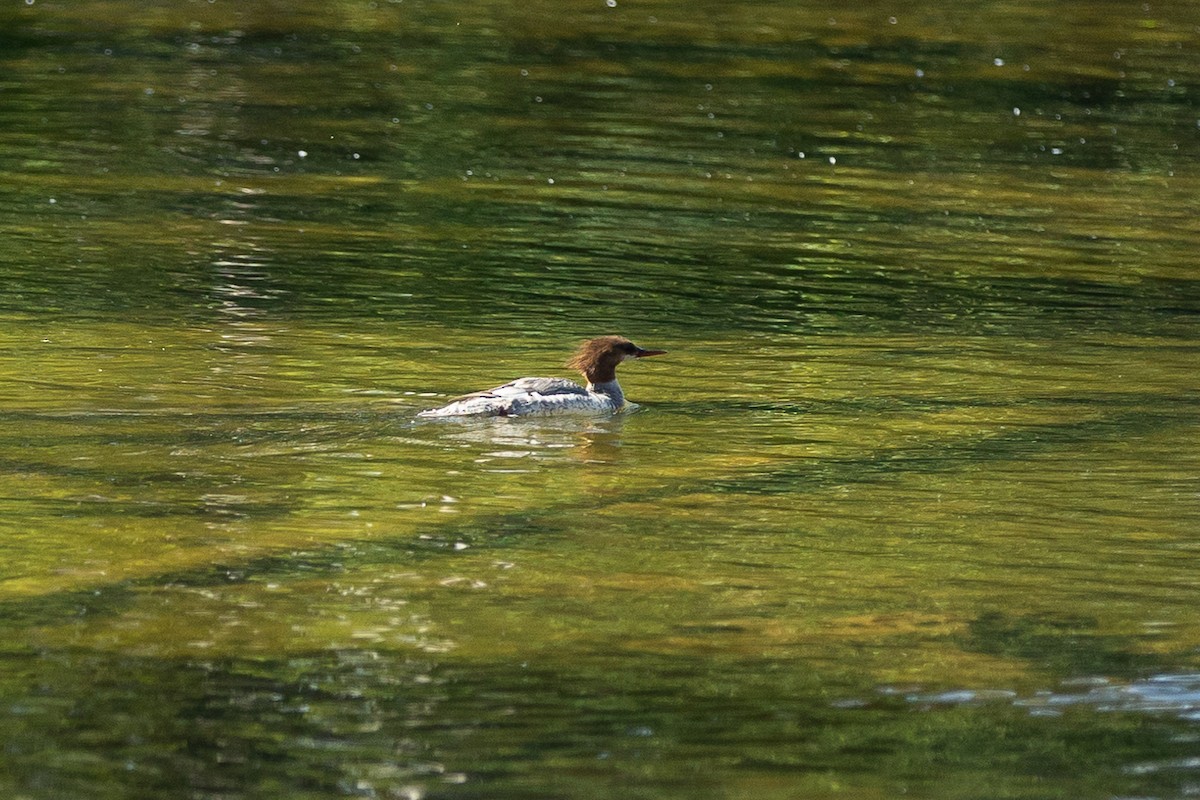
left=2, top=1, right=1199, bottom=797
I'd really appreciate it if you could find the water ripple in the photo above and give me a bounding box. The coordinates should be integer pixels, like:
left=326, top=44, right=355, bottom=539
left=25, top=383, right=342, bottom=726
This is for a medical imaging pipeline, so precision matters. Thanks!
left=874, top=673, right=1200, bottom=722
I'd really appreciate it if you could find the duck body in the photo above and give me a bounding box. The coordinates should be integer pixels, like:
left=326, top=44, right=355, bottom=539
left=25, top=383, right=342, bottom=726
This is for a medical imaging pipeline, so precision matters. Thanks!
left=417, top=336, right=665, bottom=419
left=417, top=376, right=623, bottom=418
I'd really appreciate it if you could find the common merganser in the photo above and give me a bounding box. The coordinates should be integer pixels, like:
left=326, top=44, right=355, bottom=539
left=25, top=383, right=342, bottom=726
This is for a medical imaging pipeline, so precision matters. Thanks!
left=417, top=336, right=667, bottom=418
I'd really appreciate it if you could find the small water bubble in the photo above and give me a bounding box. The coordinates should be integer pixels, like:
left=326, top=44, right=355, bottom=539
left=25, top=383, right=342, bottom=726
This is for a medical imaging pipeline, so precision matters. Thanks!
left=519, top=68, right=529, bottom=76
left=297, top=150, right=307, bottom=158
left=888, top=16, right=897, bottom=24
left=547, top=177, right=555, bottom=184
left=915, top=68, right=924, bottom=78
left=605, top=0, right=616, bottom=7
left=828, top=156, right=836, bottom=164
left=1013, top=107, right=1021, bottom=116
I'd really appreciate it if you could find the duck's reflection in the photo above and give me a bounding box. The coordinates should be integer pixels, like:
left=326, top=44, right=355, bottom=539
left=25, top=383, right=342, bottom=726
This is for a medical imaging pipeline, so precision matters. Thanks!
left=414, top=412, right=633, bottom=466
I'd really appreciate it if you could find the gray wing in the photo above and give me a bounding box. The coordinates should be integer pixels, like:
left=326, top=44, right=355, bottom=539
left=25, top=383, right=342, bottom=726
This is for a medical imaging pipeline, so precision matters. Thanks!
left=494, top=377, right=588, bottom=397
left=444, top=377, right=586, bottom=403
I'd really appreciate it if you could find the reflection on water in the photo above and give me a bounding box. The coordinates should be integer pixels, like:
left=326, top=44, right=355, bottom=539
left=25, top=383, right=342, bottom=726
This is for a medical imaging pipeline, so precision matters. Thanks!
left=1, top=0, right=1199, bottom=798
left=413, top=414, right=631, bottom=466
left=1025, top=674, right=1200, bottom=721
left=881, top=672, right=1200, bottom=721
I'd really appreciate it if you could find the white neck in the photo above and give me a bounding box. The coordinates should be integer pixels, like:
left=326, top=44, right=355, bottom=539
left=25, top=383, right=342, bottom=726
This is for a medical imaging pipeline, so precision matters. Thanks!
left=587, top=378, right=625, bottom=407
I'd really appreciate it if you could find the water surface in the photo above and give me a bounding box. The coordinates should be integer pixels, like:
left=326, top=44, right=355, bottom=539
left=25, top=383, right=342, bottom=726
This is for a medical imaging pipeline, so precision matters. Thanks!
left=1, top=0, right=1199, bottom=797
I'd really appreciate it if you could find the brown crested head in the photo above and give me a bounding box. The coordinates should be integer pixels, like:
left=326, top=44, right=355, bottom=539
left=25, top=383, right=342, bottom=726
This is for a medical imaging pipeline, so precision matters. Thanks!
left=566, top=335, right=666, bottom=384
